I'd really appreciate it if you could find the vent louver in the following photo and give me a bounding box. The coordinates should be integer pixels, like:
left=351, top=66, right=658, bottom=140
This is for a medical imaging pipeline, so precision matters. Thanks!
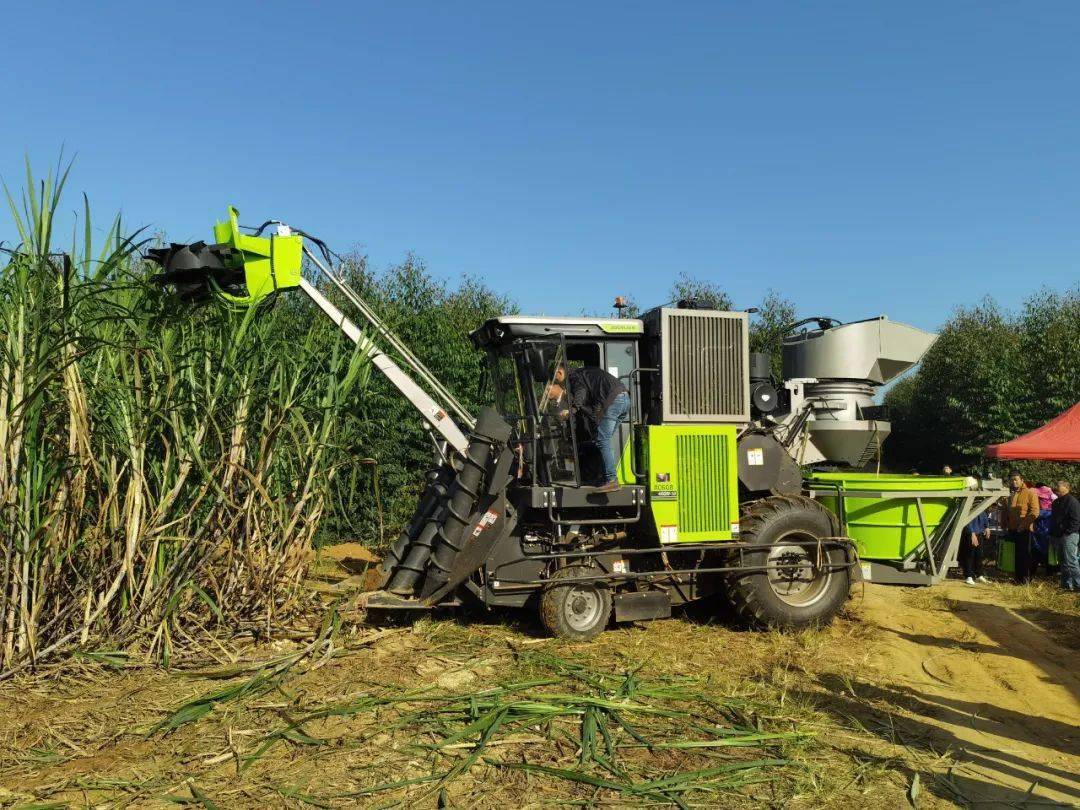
left=676, top=432, right=732, bottom=535
left=661, top=309, right=749, bottom=422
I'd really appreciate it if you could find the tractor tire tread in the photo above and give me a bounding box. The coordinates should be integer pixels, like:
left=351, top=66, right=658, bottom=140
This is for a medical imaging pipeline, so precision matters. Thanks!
left=727, top=495, right=846, bottom=630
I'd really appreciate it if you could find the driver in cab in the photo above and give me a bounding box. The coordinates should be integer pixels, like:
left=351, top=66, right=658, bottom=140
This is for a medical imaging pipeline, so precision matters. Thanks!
left=547, top=364, right=630, bottom=492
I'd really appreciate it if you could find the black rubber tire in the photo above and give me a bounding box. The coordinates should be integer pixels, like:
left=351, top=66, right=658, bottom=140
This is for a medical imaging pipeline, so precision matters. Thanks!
left=726, top=495, right=850, bottom=629
left=539, top=565, right=613, bottom=641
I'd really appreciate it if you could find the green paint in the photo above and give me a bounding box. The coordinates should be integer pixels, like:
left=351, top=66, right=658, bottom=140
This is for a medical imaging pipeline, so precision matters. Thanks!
left=807, top=472, right=967, bottom=560
left=599, top=321, right=643, bottom=334
left=211, top=206, right=303, bottom=307
left=646, top=424, right=739, bottom=543
left=616, top=434, right=635, bottom=486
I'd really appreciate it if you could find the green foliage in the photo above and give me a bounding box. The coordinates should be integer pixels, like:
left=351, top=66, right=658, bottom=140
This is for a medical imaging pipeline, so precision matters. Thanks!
left=0, top=161, right=371, bottom=673
left=749, top=290, right=798, bottom=379
left=315, top=252, right=515, bottom=546
left=885, top=287, right=1080, bottom=483
left=668, top=273, right=733, bottom=311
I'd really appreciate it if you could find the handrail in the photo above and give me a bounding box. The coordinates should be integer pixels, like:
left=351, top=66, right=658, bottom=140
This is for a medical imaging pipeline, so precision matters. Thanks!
left=296, top=277, right=471, bottom=456
left=303, top=246, right=475, bottom=429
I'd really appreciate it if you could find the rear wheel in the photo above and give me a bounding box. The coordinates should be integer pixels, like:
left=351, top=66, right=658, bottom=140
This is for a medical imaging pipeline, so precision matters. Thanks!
left=539, top=565, right=612, bottom=641
left=727, top=496, right=850, bottom=629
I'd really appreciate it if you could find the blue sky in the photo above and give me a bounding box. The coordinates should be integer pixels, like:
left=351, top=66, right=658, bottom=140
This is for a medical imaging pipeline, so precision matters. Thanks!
left=1, top=1, right=1077, bottom=331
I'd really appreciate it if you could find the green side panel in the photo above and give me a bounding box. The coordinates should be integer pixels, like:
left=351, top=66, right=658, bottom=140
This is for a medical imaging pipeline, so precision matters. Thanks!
left=646, top=424, right=739, bottom=543
left=616, top=434, right=634, bottom=486
left=211, top=206, right=303, bottom=307
left=807, top=472, right=967, bottom=560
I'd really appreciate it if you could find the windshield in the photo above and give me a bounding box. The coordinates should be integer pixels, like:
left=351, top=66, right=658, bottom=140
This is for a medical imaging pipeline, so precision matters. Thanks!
left=485, top=338, right=583, bottom=486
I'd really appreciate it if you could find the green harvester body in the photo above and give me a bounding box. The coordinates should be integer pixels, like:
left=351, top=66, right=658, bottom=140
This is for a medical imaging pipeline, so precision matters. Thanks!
left=151, top=203, right=1007, bottom=640
left=644, top=425, right=740, bottom=543
left=211, top=206, right=303, bottom=307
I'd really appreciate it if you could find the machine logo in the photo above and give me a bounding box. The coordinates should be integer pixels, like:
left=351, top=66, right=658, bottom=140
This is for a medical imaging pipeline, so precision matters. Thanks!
left=652, top=472, right=676, bottom=499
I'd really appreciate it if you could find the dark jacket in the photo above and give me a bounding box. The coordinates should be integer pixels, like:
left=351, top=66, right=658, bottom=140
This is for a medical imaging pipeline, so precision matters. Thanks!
left=566, top=366, right=627, bottom=423
left=1050, top=492, right=1080, bottom=537
left=966, top=511, right=992, bottom=536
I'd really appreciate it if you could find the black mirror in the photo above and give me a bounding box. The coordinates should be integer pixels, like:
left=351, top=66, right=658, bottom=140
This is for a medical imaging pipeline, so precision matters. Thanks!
left=528, top=346, right=551, bottom=383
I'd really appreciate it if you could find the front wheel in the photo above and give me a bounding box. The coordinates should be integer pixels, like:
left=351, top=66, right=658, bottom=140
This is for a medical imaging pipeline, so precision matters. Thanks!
left=726, top=495, right=851, bottom=629
left=539, top=565, right=612, bottom=641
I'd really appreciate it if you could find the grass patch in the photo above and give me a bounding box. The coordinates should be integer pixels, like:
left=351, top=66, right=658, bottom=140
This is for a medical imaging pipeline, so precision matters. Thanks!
left=0, top=610, right=917, bottom=808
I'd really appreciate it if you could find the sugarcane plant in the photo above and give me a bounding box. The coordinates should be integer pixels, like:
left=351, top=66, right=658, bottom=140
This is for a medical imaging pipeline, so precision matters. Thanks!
left=0, top=159, right=371, bottom=675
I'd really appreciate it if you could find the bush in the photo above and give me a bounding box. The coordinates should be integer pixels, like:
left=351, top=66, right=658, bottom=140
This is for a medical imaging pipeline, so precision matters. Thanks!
left=885, top=287, right=1080, bottom=485
left=313, top=252, right=515, bottom=548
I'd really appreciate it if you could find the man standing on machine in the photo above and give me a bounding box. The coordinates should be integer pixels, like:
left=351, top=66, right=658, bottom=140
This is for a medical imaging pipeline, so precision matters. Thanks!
left=549, top=364, right=630, bottom=492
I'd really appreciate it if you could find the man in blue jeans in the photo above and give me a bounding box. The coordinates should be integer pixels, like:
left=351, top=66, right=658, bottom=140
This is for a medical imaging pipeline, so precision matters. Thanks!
left=552, top=365, right=630, bottom=492
left=1050, top=480, right=1080, bottom=591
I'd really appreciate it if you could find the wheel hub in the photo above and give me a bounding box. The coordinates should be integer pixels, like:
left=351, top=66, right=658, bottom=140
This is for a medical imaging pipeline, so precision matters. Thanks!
left=566, top=587, right=602, bottom=631
left=766, top=539, right=831, bottom=607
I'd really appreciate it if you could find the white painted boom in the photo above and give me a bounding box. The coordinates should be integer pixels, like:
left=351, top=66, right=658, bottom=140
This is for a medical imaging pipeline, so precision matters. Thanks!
left=297, top=276, right=471, bottom=457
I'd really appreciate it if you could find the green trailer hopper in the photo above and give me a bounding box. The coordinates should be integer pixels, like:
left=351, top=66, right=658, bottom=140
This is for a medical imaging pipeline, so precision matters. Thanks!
left=806, top=472, right=1006, bottom=586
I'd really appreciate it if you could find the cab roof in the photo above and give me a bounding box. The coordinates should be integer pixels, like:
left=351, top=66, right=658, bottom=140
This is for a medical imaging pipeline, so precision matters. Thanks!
left=470, top=316, right=644, bottom=347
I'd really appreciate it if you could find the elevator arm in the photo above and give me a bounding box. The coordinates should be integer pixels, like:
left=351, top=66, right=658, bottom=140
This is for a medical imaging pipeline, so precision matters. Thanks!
left=296, top=275, right=470, bottom=456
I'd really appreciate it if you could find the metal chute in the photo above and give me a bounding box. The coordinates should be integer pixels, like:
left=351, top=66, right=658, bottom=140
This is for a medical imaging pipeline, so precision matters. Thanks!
left=775, top=316, right=938, bottom=467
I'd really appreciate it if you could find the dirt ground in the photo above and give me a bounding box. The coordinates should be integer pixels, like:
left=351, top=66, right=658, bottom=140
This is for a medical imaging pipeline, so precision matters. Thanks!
left=839, top=581, right=1080, bottom=807
left=0, top=574, right=1076, bottom=808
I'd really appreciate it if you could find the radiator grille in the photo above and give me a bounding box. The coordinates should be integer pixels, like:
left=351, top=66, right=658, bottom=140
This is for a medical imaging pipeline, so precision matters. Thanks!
left=664, top=310, right=748, bottom=421
left=676, top=433, right=731, bottom=534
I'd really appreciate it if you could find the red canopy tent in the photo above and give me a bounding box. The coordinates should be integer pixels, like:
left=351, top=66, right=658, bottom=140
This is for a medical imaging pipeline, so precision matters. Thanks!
left=984, top=402, right=1080, bottom=462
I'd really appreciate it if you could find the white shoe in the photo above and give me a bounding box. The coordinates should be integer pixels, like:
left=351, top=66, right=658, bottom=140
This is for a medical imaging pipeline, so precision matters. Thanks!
left=977, top=576, right=990, bottom=584
left=965, top=577, right=976, bottom=585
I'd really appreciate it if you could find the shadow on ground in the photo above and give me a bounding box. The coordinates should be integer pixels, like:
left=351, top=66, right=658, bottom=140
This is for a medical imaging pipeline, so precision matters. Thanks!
left=797, top=674, right=1080, bottom=807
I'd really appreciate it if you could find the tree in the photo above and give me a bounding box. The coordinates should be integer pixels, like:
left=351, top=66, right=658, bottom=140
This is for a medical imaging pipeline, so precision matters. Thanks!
left=315, top=252, right=515, bottom=547
left=749, top=290, right=797, bottom=379
left=884, top=286, right=1079, bottom=485
left=668, top=273, right=733, bottom=311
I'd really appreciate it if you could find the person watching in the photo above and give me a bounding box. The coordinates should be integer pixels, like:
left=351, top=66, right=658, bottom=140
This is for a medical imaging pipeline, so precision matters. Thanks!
left=548, top=364, right=630, bottom=492
left=961, top=510, right=991, bottom=585
left=1006, top=471, right=1040, bottom=584
left=1050, top=480, right=1080, bottom=592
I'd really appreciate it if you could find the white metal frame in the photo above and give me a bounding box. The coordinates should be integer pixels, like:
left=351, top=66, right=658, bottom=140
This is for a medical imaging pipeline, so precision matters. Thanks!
left=295, top=262, right=471, bottom=458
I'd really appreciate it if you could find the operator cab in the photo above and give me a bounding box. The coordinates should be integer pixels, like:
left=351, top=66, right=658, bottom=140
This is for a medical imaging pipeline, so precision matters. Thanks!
left=471, top=316, right=644, bottom=490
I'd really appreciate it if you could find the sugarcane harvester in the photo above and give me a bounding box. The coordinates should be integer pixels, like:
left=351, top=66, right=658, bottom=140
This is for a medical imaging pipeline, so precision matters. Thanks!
left=148, top=207, right=981, bottom=640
